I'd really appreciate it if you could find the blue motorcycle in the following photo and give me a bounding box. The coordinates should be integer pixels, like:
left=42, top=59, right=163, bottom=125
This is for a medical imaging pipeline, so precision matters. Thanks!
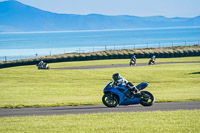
left=102, top=82, right=155, bottom=107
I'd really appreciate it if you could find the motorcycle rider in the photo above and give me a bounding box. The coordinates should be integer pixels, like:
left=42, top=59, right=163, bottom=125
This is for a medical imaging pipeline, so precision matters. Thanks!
left=38, top=60, right=44, bottom=68
left=130, top=55, right=136, bottom=66
left=112, top=73, right=141, bottom=97
left=151, top=55, right=156, bottom=64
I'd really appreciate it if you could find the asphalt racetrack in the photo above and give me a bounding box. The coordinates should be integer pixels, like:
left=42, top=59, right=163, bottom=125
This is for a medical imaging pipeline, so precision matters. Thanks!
left=0, top=101, right=200, bottom=117
left=51, top=61, right=200, bottom=70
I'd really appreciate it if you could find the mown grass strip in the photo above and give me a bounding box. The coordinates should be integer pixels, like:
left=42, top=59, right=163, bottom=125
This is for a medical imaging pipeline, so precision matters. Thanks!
left=0, top=110, right=200, bottom=133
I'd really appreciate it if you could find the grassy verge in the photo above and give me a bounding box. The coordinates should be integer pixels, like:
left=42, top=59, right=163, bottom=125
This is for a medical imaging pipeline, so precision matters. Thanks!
left=0, top=57, right=199, bottom=108
left=49, top=56, right=200, bottom=68
left=0, top=110, right=200, bottom=133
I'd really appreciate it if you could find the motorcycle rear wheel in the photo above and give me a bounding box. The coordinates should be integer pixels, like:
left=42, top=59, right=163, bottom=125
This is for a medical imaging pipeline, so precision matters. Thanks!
left=102, top=93, right=119, bottom=107
left=140, top=91, right=155, bottom=106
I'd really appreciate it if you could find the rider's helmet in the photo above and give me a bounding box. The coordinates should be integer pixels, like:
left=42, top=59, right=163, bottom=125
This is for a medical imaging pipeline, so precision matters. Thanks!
left=38, top=60, right=43, bottom=66
left=112, top=73, right=121, bottom=82
left=152, top=55, right=156, bottom=60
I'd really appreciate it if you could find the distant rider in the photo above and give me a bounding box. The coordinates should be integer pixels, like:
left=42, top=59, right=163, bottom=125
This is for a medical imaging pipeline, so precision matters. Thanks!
left=151, top=55, right=156, bottom=63
left=112, top=73, right=141, bottom=97
left=130, top=55, right=136, bottom=66
left=38, top=60, right=44, bottom=68
left=149, top=55, right=156, bottom=65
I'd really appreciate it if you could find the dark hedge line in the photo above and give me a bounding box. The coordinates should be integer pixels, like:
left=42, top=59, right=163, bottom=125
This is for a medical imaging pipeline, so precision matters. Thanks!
left=0, top=48, right=200, bottom=69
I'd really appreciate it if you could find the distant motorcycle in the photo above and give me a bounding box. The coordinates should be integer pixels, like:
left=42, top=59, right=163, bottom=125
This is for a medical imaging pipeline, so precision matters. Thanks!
left=37, top=63, right=50, bottom=69
left=149, top=55, right=156, bottom=65
left=102, top=82, right=155, bottom=107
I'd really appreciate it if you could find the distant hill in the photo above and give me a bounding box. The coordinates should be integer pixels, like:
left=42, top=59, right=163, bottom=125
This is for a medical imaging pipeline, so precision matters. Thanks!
left=0, top=0, right=200, bottom=32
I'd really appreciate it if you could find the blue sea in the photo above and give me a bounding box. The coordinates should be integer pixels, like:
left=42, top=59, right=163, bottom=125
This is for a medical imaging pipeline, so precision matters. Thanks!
left=0, top=27, right=200, bottom=61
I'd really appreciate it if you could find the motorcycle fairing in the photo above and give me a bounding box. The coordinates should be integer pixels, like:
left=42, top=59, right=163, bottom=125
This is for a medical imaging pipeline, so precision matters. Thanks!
left=103, top=82, right=143, bottom=105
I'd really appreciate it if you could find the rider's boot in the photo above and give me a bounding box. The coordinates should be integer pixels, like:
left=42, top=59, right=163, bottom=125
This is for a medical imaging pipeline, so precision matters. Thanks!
left=135, top=90, right=142, bottom=98
left=132, top=87, right=142, bottom=98
left=128, top=86, right=141, bottom=98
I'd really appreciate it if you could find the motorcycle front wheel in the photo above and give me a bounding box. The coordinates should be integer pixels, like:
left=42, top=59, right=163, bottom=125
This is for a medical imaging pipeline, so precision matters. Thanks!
left=140, top=91, right=155, bottom=106
left=102, top=93, right=119, bottom=107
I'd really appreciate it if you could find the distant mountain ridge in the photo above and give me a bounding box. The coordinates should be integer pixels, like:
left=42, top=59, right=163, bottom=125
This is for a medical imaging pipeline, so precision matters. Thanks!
left=0, top=0, right=200, bottom=32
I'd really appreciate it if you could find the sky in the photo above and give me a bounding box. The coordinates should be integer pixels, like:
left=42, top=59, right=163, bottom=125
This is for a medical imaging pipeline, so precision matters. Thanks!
left=1, top=0, right=200, bottom=18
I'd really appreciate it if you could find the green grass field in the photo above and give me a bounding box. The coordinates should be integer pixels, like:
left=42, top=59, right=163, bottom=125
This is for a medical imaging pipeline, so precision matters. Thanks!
left=0, top=110, right=199, bottom=133
left=0, top=57, right=199, bottom=108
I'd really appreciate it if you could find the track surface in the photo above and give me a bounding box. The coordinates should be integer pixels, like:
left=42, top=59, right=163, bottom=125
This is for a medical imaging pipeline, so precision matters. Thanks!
left=0, top=101, right=200, bottom=117
left=51, top=61, right=200, bottom=70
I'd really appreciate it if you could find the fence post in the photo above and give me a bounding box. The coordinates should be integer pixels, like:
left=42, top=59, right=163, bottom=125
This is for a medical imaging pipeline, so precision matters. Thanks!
left=134, top=43, right=135, bottom=49
left=5, top=56, right=7, bottom=62
left=172, top=41, right=173, bottom=47
left=105, top=45, right=107, bottom=51
left=185, top=41, right=187, bottom=46
left=114, top=44, right=115, bottom=50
